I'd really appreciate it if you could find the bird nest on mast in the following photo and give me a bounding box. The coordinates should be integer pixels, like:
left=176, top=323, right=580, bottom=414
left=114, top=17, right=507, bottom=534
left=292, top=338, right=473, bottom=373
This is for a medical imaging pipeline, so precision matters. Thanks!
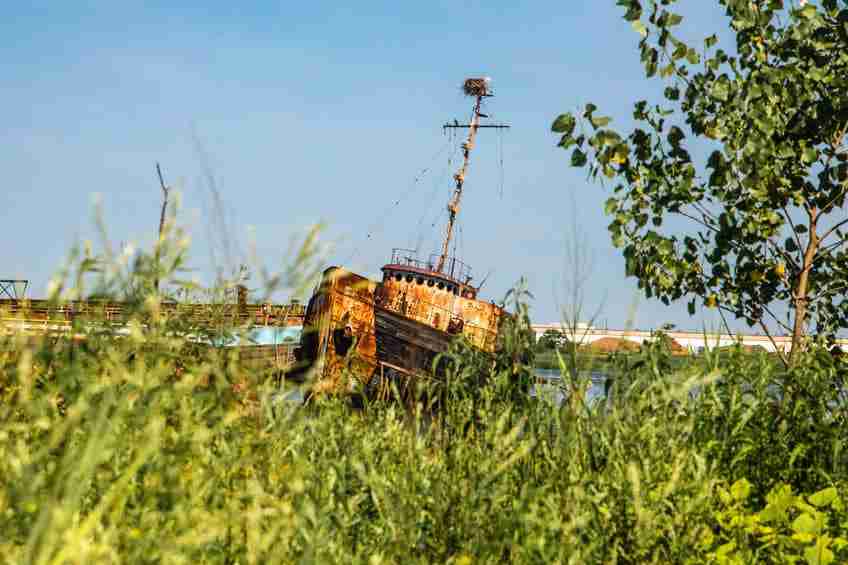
left=463, top=78, right=491, bottom=97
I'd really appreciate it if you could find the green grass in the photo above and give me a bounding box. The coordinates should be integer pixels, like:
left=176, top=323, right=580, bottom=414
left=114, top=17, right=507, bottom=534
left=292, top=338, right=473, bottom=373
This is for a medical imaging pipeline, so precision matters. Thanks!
left=1, top=218, right=847, bottom=563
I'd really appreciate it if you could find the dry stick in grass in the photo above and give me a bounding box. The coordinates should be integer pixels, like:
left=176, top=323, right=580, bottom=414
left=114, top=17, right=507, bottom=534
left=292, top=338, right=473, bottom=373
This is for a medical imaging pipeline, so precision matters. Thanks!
left=155, top=162, right=170, bottom=293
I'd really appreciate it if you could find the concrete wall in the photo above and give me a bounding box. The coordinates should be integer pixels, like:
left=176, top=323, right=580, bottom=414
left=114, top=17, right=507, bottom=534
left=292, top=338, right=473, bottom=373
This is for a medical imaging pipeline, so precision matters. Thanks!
left=531, top=324, right=848, bottom=353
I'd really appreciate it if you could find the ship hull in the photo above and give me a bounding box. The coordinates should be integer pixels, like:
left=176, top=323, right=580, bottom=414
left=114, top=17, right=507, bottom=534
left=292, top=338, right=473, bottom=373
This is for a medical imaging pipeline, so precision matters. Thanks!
left=291, top=266, right=503, bottom=397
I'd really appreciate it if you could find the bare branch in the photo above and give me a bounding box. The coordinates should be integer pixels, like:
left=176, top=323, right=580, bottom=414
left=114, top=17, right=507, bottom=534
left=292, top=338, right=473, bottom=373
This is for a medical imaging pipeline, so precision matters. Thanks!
left=757, top=317, right=789, bottom=368
left=817, top=217, right=848, bottom=244
left=716, top=302, right=790, bottom=367
left=780, top=205, right=805, bottom=262
left=674, top=208, right=717, bottom=232
left=808, top=282, right=848, bottom=303
left=810, top=237, right=847, bottom=268
left=760, top=302, right=793, bottom=334
left=156, top=162, right=170, bottom=240
left=154, top=162, right=171, bottom=293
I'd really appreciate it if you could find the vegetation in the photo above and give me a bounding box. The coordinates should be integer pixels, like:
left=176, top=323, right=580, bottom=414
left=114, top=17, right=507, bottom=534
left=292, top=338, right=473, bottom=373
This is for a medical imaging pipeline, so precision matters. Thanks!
left=553, top=0, right=848, bottom=364
left=535, top=328, right=568, bottom=352
left=1, top=208, right=847, bottom=564
left=3, top=2, right=848, bottom=562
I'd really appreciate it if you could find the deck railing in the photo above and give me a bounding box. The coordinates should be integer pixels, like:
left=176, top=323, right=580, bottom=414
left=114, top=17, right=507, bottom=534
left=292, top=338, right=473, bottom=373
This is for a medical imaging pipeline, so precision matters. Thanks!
left=388, top=249, right=473, bottom=284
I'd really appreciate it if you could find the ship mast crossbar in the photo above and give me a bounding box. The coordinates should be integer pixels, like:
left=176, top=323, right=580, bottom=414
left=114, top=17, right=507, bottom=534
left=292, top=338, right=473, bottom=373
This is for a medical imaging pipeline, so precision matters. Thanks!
left=443, top=124, right=510, bottom=130
left=435, top=78, right=507, bottom=275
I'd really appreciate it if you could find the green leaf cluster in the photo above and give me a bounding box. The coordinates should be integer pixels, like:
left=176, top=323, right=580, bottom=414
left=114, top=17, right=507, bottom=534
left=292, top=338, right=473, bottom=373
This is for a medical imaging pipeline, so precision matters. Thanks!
left=704, top=480, right=848, bottom=564
left=556, top=0, right=848, bottom=361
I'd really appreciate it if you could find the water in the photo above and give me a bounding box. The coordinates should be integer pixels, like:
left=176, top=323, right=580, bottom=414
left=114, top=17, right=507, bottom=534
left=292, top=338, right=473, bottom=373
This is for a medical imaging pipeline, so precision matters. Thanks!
left=274, top=368, right=612, bottom=408
left=532, top=368, right=610, bottom=406
left=216, top=326, right=303, bottom=347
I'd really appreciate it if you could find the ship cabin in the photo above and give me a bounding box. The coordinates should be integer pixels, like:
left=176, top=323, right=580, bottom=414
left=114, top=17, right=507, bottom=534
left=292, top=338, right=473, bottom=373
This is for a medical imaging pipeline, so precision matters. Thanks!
left=375, top=248, right=501, bottom=352
left=380, top=248, right=478, bottom=300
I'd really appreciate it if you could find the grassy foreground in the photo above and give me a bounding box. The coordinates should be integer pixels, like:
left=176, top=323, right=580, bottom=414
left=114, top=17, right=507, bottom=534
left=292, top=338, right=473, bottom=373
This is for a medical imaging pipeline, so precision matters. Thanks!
left=2, top=229, right=848, bottom=564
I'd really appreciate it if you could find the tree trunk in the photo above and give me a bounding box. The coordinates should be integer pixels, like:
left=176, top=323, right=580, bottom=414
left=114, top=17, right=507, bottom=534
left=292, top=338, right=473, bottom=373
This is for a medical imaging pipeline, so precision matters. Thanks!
left=790, top=209, right=819, bottom=364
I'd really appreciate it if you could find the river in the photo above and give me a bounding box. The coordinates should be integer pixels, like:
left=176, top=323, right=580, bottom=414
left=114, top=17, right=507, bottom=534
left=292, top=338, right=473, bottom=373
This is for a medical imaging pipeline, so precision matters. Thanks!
left=532, top=368, right=609, bottom=405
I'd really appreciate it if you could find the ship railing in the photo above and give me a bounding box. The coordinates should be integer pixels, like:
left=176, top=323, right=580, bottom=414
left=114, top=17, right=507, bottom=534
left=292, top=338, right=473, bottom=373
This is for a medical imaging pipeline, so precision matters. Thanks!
left=388, top=249, right=473, bottom=284
left=389, top=248, right=432, bottom=271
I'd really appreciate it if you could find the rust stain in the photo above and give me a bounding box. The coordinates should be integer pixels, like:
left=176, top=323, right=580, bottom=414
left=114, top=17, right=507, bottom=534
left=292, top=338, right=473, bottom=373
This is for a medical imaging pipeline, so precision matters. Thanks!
left=296, top=261, right=504, bottom=396
left=294, top=78, right=509, bottom=396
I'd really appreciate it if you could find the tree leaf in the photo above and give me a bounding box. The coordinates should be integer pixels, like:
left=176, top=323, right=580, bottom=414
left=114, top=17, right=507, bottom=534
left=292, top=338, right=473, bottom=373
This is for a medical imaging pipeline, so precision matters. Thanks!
left=786, top=237, right=799, bottom=253
left=730, top=479, right=751, bottom=501
left=792, top=512, right=820, bottom=535
left=809, top=487, right=839, bottom=508
left=800, top=4, right=818, bottom=19
left=591, top=115, right=613, bottom=129
left=804, top=147, right=819, bottom=163
left=804, top=543, right=834, bottom=565
left=558, top=134, right=576, bottom=149
left=665, top=13, right=683, bottom=27
left=551, top=114, right=576, bottom=135
left=571, top=148, right=588, bottom=167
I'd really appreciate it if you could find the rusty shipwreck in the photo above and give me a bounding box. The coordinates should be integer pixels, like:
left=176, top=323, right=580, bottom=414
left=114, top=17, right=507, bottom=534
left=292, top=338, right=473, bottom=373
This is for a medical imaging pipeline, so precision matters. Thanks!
left=291, top=78, right=510, bottom=396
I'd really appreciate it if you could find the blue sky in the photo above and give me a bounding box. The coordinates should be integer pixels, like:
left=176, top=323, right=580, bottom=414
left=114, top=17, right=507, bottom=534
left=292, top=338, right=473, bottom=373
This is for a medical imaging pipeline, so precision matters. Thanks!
left=2, top=1, right=747, bottom=331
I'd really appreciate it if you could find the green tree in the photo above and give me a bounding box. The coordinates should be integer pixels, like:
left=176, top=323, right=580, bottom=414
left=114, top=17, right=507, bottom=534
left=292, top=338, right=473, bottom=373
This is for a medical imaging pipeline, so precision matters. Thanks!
left=536, top=328, right=567, bottom=351
left=553, top=0, right=848, bottom=365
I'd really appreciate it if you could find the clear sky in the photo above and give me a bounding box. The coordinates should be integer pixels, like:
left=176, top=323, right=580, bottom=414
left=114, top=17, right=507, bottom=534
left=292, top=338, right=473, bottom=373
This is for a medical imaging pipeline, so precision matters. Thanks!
left=3, top=1, right=747, bottom=331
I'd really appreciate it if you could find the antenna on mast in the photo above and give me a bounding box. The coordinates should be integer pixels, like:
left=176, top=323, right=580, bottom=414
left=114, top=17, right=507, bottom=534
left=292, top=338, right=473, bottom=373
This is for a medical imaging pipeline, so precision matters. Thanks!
left=437, top=78, right=509, bottom=274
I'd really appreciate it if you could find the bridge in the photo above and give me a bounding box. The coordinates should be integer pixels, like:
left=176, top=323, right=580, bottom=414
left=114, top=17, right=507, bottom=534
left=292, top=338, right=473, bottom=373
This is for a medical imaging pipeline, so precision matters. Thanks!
left=0, top=298, right=305, bottom=334
left=0, top=299, right=306, bottom=372
left=531, top=323, right=848, bottom=354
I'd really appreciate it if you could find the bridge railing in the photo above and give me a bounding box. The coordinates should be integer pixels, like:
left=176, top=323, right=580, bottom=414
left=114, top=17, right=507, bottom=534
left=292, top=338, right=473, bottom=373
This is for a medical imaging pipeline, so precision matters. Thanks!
left=0, top=299, right=306, bottom=327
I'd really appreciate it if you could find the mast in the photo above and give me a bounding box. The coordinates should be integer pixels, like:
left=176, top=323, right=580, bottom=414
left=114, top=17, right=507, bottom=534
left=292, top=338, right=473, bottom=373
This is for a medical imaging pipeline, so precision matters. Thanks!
left=437, top=78, right=508, bottom=275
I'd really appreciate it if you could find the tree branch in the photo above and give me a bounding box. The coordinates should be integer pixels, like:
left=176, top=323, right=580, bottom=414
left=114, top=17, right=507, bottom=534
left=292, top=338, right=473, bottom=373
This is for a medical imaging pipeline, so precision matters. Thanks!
left=780, top=205, right=805, bottom=261
left=817, top=217, right=848, bottom=244
left=156, top=162, right=170, bottom=240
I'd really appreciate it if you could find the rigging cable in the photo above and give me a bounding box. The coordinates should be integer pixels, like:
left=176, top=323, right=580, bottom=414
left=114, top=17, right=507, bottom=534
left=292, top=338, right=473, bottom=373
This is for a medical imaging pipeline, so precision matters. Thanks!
left=421, top=196, right=449, bottom=261
left=413, top=128, right=461, bottom=254
left=343, top=137, right=453, bottom=265
left=458, top=220, right=465, bottom=268
left=498, top=127, right=505, bottom=199
left=413, top=156, right=454, bottom=254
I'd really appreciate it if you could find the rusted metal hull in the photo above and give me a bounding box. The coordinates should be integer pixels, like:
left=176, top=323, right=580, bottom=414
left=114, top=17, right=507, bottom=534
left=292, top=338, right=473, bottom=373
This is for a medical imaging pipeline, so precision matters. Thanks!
left=289, top=268, right=379, bottom=394
left=292, top=265, right=503, bottom=396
